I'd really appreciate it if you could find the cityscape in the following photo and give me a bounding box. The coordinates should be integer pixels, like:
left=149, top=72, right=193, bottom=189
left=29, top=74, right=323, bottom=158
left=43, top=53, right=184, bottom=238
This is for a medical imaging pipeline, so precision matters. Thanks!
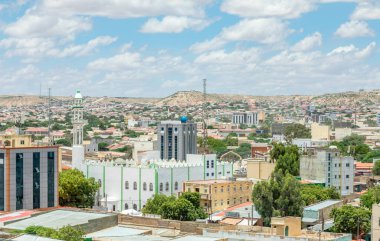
left=1, top=1, right=380, bottom=241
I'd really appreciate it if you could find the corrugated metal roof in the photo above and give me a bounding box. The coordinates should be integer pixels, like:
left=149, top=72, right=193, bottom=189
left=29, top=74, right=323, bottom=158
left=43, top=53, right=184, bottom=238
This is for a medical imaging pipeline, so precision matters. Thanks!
left=304, top=200, right=341, bottom=211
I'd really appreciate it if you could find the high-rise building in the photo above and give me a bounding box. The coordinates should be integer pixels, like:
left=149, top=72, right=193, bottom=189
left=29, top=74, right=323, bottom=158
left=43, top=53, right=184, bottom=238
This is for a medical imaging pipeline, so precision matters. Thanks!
left=232, top=111, right=259, bottom=126
left=0, top=144, right=59, bottom=212
left=157, top=117, right=197, bottom=161
left=300, top=147, right=354, bottom=196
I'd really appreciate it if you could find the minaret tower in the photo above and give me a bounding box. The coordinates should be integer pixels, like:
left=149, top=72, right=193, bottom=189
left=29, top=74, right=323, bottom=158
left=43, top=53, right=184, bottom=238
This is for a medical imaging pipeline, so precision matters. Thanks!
left=72, top=90, right=85, bottom=169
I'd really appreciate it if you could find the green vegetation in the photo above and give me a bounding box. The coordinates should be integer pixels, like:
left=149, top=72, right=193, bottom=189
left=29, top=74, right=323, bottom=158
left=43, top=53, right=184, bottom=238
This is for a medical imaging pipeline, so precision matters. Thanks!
left=270, top=143, right=300, bottom=176
left=360, top=186, right=380, bottom=209
left=55, top=138, right=72, bottom=147
left=284, top=123, right=311, bottom=144
left=98, top=142, right=109, bottom=151
left=59, top=169, right=100, bottom=208
left=142, top=193, right=207, bottom=221
left=253, top=172, right=304, bottom=226
left=124, top=129, right=144, bottom=138
left=374, top=160, right=380, bottom=175
left=25, top=225, right=84, bottom=241
left=330, top=205, right=371, bottom=239
left=300, top=185, right=340, bottom=206
left=361, top=150, right=380, bottom=163
left=330, top=134, right=370, bottom=161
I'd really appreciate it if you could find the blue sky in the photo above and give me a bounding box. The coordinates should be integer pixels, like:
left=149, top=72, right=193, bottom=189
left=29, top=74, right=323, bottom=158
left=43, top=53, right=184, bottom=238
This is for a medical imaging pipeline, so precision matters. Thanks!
left=0, top=0, right=379, bottom=97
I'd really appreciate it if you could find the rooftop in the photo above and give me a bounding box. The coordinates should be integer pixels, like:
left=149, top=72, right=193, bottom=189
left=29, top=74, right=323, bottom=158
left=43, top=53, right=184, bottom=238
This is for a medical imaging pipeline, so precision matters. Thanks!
left=304, top=200, right=341, bottom=211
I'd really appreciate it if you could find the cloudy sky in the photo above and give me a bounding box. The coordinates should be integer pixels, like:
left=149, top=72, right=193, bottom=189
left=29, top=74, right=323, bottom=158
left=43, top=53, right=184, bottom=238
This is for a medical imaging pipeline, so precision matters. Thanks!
left=0, top=0, right=380, bottom=97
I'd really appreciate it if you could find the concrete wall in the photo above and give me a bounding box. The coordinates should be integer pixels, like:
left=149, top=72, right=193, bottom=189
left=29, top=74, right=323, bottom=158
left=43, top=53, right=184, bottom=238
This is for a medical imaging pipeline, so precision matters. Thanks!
left=311, top=123, right=331, bottom=141
left=247, top=160, right=275, bottom=180
left=372, top=204, right=380, bottom=241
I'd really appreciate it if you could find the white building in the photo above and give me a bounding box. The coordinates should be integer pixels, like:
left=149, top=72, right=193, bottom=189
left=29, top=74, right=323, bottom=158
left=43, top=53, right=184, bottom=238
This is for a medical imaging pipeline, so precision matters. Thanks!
left=75, top=154, right=234, bottom=212
left=300, top=148, right=354, bottom=196
left=232, top=112, right=259, bottom=126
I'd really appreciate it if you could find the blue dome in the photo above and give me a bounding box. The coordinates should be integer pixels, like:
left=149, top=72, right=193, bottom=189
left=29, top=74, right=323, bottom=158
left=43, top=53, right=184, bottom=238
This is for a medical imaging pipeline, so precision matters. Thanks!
left=180, top=116, right=188, bottom=123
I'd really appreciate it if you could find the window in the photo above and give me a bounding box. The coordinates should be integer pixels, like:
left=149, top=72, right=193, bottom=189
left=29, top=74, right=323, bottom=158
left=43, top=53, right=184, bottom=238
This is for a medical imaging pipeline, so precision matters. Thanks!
left=211, top=160, right=214, bottom=168
left=240, top=185, right=242, bottom=191
left=133, top=204, right=137, bottom=210
left=33, top=152, right=40, bottom=209
left=221, top=186, right=224, bottom=193
left=240, top=197, right=243, bottom=203
left=204, top=189, right=208, bottom=193
left=211, top=172, right=214, bottom=176
left=234, top=186, right=237, bottom=192
left=220, top=200, right=223, bottom=206
left=346, top=186, right=349, bottom=190
left=174, top=182, right=178, bottom=191
left=149, top=183, right=153, bottom=191
left=125, top=203, right=128, bottom=210
left=335, top=164, right=337, bottom=167
left=214, top=187, right=217, bottom=193
left=227, top=199, right=230, bottom=205
left=206, top=173, right=209, bottom=177
left=143, top=182, right=147, bottom=191
left=218, top=172, right=222, bottom=175
left=346, top=163, right=350, bottom=167
left=47, top=152, right=55, bottom=208
left=133, top=182, right=137, bottom=190
left=204, top=203, right=208, bottom=207
left=0, top=153, right=4, bottom=211
left=20, top=140, right=25, bottom=145
left=165, top=182, right=169, bottom=191
left=125, top=181, right=129, bottom=190
left=160, top=183, right=163, bottom=192
left=346, top=175, right=349, bottom=178
left=227, top=171, right=230, bottom=174
left=227, top=186, right=230, bottom=192
left=206, top=160, right=209, bottom=168
left=335, top=175, right=337, bottom=179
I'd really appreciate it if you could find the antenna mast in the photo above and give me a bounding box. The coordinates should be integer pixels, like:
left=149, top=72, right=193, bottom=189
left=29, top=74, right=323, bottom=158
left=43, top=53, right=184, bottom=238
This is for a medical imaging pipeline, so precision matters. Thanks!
left=202, top=78, right=208, bottom=153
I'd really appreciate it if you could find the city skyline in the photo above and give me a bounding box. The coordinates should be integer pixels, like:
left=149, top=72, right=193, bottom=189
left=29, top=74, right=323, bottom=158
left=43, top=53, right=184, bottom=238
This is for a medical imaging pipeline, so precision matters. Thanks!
left=0, top=0, right=380, bottom=97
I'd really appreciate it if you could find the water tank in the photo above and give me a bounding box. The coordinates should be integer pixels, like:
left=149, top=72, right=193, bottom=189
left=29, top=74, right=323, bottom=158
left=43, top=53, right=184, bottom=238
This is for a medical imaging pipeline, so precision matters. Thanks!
left=180, top=116, right=188, bottom=123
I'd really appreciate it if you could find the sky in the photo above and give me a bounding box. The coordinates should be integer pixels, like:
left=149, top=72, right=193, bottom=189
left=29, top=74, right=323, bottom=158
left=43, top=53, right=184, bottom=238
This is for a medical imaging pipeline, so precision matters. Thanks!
left=0, top=0, right=380, bottom=97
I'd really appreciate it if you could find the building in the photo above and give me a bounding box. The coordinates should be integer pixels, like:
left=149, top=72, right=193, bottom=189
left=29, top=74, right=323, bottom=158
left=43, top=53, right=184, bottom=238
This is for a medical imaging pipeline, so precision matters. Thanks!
left=246, top=159, right=275, bottom=180
left=302, top=200, right=342, bottom=227
left=232, top=112, right=259, bottom=126
left=311, top=123, right=331, bottom=140
left=0, top=135, right=32, bottom=148
left=377, top=113, right=380, bottom=126
left=182, top=179, right=253, bottom=213
left=157, top=118, right=197, bottom=161
left=372, top=203, right=380, bottom=241
left=0, top=145, right=59, bottom=212
left=72, top=90, right=86, bottom=168
left=75, top=154, right=233, bottom=212
left=271, top=123, right=292, bottom=142
left=300, top=148, right=354, bottom=196
left=24, top=127, right=49, bottom=137
left=251, top=143, right=272, bottom=158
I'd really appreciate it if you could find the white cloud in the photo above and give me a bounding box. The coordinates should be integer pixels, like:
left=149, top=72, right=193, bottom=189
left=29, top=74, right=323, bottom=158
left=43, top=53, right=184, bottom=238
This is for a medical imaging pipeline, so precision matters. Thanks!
left=351, top=1, right=380, bottom=20
left=190, top=18, right=292, bottom=53
left=335, top=20, right=375, bottom=38
left=291, top=32, right=322, bottom=51
left=140, top=16, right=211, bottom=33
left=0, top=36, right=117, bottom=58
left=195, top=48, right=260, bottom=65
left=220, top=0, right=316, bottom=19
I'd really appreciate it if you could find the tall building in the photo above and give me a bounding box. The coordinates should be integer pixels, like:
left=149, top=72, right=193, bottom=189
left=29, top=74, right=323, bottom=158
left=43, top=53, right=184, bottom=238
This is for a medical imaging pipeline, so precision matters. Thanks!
left=300, top=147, right=354, bottom=196
left=157, top=117, right=197, bottom=161
left=232, top=112, right=259, bottom=126
left=0, top=144, right=59, bottom=211
left=72, top=90, right=85, bottom=168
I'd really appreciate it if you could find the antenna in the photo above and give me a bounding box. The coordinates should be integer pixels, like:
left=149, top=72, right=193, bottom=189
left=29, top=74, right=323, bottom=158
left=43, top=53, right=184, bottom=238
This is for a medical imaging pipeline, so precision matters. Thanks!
left=48, top=88, right=52, bottom=144
left=202, top=78, right=208, bottom=153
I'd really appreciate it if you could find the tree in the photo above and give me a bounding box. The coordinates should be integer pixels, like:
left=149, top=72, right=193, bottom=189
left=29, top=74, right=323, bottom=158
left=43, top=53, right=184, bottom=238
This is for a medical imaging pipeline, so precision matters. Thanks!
left=98, top=142, right=109, bottom=151
left=56, top=138, right=71, bottom=147
left=252, top=180, right=273, bottom=226
left=235, top=143, right=252, bottom=159
left=373, top=160, right=380, bottom=175
left=284, top=123, right=311, bottom=144
left=142, top=194, right=175, bottom=215
left=160, top=198, right=198, bottom=221
left=331, top=134, right=370, bottom=160
left=360, top=186, right=380, bottom=209
left=330, top=205, right=371, bottom=239
left=362, top=150, right=380, bottom=163
left=275, top=174, right=304, bottom=217
left=275, top=152, right=299, bottom=176
left=301, top=185, right=341, bottom=206
left=25, top=225, right=84, bottom=241
left=59, top=169, right=100, bottom=208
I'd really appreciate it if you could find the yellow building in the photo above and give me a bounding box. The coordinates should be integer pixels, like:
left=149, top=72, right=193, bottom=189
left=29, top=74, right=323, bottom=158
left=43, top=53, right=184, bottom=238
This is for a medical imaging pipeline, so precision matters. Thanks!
left=246, top=159, right=275, bottom=180
left=271, top=217, right=302, bottom=237
left=311, top=123, right=331, bottom=140
left=0, top=135, right=32, bottom=148
left=182, top=179, right=253, bottom=213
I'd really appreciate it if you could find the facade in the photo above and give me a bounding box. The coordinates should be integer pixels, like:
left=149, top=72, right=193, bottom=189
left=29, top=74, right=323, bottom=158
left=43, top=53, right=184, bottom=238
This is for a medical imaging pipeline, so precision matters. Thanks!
left=372, top=203, right=380, bottom=241
left=0, top=146, right=59, bottom=212
left=232, top=112, right=259, bottom=126
left=300, top=148, right=354, bottom=196
left=251, top=143, right=272, bottom=158
left=311, top=123, right=331, bottom=140
left=157, top=120, right=197, bottom=161
left=302, top=200, right=342, bottom=226
left=0, top=135, right=32, bottom=148
left=246, top=159, right=275, bottom=180
left=75, top=154, right=233, bottom=212
left=72, top=90, right=86, bottom=168
left=182, top=179, right=253, bottom=213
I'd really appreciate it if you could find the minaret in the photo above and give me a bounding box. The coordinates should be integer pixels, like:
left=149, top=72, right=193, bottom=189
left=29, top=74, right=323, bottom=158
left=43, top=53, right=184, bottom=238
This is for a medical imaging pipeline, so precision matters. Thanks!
left=72, top=90, right=85, bottom=169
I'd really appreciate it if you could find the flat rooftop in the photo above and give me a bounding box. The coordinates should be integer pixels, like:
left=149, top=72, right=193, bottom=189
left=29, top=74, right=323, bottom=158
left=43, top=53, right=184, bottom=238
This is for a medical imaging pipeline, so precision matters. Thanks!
left=184, top=179, right=247, bottom=185
left=11, top=234, right=63, bottom=241
left=5, top=210, right=113, bottom=230
left=304, top=200, right=341, bottom=211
